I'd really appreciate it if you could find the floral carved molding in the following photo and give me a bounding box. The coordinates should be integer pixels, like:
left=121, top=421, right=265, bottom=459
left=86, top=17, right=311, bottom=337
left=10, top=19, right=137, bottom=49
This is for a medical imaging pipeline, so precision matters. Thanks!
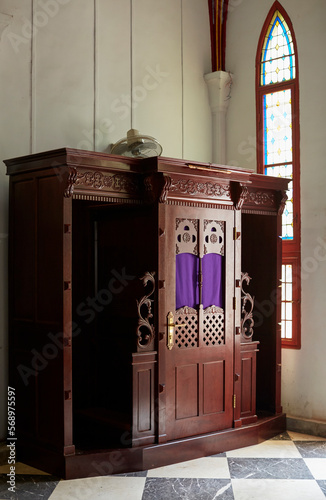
left=169, top=178, right=231, bottom=199
left=76, top=170, right=139, bottom=192
left=65, top=169, right=140, bottom=197
left=233, top=183, right=277, bottom=211
left=247, top=190, right=275, bottom=206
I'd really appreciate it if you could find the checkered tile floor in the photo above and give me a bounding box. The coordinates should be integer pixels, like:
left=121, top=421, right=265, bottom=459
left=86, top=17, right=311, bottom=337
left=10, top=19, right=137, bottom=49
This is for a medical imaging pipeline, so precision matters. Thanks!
left=0, top=431, right=325, bottom=499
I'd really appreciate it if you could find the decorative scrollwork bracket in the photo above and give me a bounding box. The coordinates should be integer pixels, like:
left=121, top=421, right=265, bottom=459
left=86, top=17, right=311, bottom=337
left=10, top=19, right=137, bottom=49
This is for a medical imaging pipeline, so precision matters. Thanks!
left=240, top=272, right=255, bottom=341
left=136, top=271, right=156, bottom=350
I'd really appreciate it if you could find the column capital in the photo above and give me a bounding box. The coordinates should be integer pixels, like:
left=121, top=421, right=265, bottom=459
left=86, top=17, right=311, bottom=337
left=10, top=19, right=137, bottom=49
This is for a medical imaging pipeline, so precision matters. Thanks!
left=204, top=71, right=233, bottom=114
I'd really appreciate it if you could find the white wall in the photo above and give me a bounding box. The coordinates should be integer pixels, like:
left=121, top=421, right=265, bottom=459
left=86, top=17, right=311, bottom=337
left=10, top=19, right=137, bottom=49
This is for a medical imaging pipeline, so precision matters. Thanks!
left=226, top=0, right=326, bottom=422
left=0, top=0, right=212, bottom=440
left=3, top=0, right=323, bottom=441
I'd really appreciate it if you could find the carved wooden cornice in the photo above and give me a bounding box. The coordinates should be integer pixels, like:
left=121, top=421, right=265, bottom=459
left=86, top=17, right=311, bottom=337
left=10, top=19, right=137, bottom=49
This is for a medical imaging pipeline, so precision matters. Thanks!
left=170, top=177, right=231, bottom=199
left=142, top=173, right=232, bottom=206
left=5, top=148, right=290, bottom=212
left=231, top=182, right=279, bottom=213
left=75, top=170, right=139, bottom=192
left=64, top=167, right=141, bottom=200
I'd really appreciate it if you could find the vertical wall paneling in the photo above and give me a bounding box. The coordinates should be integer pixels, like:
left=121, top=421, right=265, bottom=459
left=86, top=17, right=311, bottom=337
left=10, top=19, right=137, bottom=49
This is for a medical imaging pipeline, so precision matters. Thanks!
left=96, top=0, right=131, bottom=151
left=181, top=0, right=184, bottom=159
left=33, top=0, right=94, bottom=151
left=93, top=0, right=97, bottom=151
left=31, top=0, right=35, bottom=152
left=182, top=0, right=212, bottom=162
left=132, top=0, right=183, bottom=158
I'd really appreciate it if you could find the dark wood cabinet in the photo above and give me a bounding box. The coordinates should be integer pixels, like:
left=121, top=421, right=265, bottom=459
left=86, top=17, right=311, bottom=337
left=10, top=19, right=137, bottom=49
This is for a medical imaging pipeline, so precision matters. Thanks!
left=5, top=149, right=289, bottom=479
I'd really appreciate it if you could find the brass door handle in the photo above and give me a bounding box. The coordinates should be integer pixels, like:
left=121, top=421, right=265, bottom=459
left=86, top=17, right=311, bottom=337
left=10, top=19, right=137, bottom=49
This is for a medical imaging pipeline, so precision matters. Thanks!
left=167, top=311, right=186, bottom=350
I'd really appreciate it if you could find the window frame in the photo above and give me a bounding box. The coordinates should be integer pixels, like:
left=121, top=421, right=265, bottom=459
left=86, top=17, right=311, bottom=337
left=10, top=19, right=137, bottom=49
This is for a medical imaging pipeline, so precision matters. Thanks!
left=256, top=1, right=301, bottom=349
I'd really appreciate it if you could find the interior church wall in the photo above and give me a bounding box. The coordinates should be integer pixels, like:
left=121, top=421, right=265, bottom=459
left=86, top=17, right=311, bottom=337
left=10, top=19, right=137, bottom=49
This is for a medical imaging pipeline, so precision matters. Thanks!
left=0, top=0, right=212, bottom=440
left=225, top=0, right=326, bottom=425
left=1, top=0, right=324, bottom=443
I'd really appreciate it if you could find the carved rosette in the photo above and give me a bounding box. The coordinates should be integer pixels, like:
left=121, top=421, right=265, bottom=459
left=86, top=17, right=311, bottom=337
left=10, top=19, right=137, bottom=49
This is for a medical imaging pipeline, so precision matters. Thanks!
left=240, top=272, right=255, bottom=341
left=136, top=272, right=155, bottom=351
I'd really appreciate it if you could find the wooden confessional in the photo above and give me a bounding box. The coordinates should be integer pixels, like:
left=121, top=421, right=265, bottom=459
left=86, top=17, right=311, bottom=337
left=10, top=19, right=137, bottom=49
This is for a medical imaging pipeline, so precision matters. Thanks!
left=5, top=149, right=289, bottom=479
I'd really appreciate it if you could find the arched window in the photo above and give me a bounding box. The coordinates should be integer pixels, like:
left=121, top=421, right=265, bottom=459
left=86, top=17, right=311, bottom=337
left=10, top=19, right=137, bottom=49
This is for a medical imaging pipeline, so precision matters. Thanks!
left=256, top=2, right=301, bottom=349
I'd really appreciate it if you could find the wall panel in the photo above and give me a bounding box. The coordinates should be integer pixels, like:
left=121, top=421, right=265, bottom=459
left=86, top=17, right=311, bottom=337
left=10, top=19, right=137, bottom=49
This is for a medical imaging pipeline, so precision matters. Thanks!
left=132, top=0, right=183, bottom=159
left=183, top=0, right=212, bottom=162
left=96, top=0, right=131, bottom=152
left=33, top=0, right=94, bottom=151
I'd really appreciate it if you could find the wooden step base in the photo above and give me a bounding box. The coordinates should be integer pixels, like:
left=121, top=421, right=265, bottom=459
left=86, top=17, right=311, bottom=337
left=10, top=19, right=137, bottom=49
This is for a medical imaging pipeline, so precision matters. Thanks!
left=17, top=413, right=286, bottom=479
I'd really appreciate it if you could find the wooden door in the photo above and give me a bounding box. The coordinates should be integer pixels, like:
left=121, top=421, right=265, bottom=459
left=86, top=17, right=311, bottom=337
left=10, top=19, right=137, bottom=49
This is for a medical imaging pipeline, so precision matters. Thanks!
left=164, top=206, right=235, bottom=441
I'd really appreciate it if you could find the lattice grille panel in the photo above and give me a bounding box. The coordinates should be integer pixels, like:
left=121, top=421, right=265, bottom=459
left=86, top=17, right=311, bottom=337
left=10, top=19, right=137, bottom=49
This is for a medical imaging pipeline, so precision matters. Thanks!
left=175, top=314, right=198, bottom=348
left=203, top=313, right=225, bottom=346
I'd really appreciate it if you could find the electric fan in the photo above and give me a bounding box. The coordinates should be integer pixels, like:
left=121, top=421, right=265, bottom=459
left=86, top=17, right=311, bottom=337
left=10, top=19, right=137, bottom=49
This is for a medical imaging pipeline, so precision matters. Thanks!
left=111, top=128, right=163, bottom=158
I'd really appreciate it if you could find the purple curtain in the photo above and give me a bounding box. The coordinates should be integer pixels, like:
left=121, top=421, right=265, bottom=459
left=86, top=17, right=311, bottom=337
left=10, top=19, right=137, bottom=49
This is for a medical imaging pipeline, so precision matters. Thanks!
left=176, top=253, right=223, bottom=310
left=176, top=254, right=199, bottom=309
left=202, top=253, right=223, bottom=309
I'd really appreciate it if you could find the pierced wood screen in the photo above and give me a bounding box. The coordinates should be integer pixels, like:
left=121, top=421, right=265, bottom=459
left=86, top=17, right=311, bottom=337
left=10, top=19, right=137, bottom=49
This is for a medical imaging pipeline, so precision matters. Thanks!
left=203, top=306, right=225, bottom=346
left=175, top=307, right=198, bottom=349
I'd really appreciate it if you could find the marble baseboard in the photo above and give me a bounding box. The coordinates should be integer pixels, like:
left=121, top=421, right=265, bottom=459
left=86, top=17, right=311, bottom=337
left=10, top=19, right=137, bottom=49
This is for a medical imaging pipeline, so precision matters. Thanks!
left=287, top=415, right=326, bottom=438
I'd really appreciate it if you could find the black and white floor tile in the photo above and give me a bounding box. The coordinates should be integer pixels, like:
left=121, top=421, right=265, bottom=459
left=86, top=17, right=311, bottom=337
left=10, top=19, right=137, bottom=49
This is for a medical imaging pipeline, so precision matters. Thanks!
left=0, top=431, right=325, bottom=499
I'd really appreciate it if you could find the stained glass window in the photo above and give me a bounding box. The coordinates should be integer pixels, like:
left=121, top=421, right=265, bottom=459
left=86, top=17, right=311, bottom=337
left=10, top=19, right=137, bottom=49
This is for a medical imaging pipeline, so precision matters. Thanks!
left=281, top=264, right=293, bottom=339
left=263, top=88, right=294, bottom=239
left=260, top=10, right=295, bottom=85
left=257, top=4, right=301, bottom=349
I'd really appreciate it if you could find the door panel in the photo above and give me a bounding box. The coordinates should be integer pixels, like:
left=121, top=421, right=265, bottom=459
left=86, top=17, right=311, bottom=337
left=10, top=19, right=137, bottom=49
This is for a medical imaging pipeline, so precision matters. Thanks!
left=175, top=364, right=199, bottom=419
left=164, top=205, right=235, bottom=441
left=203, top=361, right=225, bottom=415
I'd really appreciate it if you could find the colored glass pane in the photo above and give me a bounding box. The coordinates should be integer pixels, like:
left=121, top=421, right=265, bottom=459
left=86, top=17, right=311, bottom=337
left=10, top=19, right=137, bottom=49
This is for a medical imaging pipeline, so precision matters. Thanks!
left=264, top=88, right=293, bottom=240
left=266, top=164, right=293, bottom=239
left=261, top=11, right=295, bottom=85
left=263, top=90, right=292, bottom=166
left=281, top=264, right=293, bottom=339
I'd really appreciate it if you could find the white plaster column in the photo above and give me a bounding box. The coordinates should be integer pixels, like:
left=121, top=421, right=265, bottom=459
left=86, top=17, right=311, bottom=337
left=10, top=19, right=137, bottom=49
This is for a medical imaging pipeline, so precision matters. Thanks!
left=204, top=71, right=233, bottom=164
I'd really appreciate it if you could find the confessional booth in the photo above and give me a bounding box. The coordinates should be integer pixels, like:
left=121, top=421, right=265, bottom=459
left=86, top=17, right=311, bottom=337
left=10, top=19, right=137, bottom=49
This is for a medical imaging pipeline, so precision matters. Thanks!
left=5, top=149, right=289, bottom=478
